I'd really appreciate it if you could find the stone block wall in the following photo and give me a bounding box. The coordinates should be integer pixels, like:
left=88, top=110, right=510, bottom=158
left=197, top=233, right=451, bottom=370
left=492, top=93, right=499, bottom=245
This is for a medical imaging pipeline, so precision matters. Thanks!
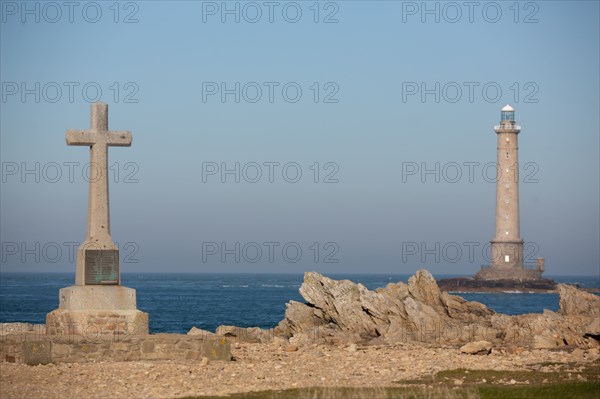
left=1, top=328, right=230, bottom=365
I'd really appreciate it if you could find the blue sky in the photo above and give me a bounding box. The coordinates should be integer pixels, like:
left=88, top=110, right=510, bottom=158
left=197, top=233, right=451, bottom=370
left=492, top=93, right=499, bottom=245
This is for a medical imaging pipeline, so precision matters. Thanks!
left=1, top=1, right=599, bottom=276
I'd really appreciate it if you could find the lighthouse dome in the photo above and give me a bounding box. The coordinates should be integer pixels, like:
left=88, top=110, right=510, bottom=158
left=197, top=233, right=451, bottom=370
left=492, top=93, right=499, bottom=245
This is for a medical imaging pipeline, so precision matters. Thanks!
left=502, top=104, right=514, bottom=112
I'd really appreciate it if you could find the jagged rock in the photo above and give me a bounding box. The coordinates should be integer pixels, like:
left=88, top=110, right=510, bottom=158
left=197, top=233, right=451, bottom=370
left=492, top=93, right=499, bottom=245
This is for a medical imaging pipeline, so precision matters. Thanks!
left=299, top=272, right=390, bottom=339
left=402, top=297, right=444, bottom=342
left=584, top=318, right=600, bottom=343
left=407, top=269, right=443, bottom=309
left=278, top=269, right=499, bottom=345
left=276, top=270, right=600, bottom=349
left=215, top=325, right=272, bottom=343
left=275, top=301, right=325, bottom=337
left=376, top=280, right=410, bottom=302
left=531, top=335, right=561, bottom=349
left=558, top=284, right=600, bottom=317
left=187, top=327, right=215, bottom=338
left=586, top=318, right=600, bottom=336
left=460, top=340, right=492, bottom=355
left=441, top=292, right=494, bottom=321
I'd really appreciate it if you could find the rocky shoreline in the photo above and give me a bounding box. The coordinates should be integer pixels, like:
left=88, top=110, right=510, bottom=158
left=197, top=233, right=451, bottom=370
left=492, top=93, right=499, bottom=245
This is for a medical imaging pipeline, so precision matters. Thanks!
left=1, top=269, right=599, bottom=398
left=264, top=270, right=600, bottom=349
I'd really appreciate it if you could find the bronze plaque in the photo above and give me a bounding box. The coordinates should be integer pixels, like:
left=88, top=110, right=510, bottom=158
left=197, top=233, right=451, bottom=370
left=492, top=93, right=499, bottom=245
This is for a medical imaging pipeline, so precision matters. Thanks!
left=85, top=249, right=119, bottom=285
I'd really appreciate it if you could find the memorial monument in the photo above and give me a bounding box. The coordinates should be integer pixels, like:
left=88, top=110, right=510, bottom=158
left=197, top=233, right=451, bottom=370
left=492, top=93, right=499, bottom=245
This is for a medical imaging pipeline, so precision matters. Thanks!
left=47, top=102, right=148, bottom=336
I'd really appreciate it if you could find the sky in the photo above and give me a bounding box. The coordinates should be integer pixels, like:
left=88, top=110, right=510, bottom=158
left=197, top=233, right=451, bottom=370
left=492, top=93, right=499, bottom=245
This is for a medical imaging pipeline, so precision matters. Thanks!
left=1, top=1, right=599, bottom=277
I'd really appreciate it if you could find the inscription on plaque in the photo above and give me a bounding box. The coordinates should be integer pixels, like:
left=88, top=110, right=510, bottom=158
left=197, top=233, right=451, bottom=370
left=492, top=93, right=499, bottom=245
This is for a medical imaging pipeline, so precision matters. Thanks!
left=85, top=250, right=119, bottom=285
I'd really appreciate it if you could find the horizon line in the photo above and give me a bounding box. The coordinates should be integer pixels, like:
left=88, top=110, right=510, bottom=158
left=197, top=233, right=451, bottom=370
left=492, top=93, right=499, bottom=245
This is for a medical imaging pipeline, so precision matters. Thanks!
left=1, top=271, right=598, bottom=279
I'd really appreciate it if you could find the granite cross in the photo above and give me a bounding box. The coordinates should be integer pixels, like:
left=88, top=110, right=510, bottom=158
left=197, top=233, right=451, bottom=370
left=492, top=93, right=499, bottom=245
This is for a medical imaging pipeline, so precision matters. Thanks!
left=67, top=102, right=132, bottom=285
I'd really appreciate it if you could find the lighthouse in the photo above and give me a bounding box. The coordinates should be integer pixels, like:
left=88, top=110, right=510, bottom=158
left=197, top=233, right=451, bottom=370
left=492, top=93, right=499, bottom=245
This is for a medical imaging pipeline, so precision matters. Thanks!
left=475, top=105, right=544, bottom=281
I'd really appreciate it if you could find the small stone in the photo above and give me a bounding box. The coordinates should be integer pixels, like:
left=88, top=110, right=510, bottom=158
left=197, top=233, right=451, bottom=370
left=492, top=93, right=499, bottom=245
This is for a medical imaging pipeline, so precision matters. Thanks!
left=453, top=379, right=463, bottom=386
left=285, top=344, right=298, bottom=352
left=200, top=357, right=209, bottom=367
left=460, top=341, right=492, bottom=355
left=347, top=343, right=357, bottom=353
left=509, top=379, right=517, bottom=384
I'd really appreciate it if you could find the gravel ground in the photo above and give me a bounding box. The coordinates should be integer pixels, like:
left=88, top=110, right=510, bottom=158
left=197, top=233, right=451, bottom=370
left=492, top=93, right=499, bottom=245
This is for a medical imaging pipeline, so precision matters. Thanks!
left=1, top=341, right=598, bottom=399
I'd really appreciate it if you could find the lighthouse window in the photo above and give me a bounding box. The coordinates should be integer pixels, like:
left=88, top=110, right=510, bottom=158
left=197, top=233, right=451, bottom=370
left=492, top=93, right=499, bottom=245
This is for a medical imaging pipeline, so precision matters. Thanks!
left=505, top=255, right=510, bottom=262
left=506, top=151, right=509, bottom=159
left=505, top=230, right=509, bottom=235
left=502, top=111, right=515, bottom=121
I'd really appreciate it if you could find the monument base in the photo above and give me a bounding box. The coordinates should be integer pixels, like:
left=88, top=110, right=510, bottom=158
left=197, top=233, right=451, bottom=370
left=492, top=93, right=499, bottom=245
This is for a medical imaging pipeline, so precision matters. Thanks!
left=46, top=286, right=148, bottom=337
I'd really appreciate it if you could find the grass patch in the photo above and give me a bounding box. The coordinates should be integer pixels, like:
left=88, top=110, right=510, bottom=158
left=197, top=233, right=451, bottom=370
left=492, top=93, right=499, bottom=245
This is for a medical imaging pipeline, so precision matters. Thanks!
left=180, top=382, right=600, bottom=399
left=181, top=386, right=480, bottom=399
left=181, top=360, right=600, bottom=399
left=478, top=382, right=600, bottom=399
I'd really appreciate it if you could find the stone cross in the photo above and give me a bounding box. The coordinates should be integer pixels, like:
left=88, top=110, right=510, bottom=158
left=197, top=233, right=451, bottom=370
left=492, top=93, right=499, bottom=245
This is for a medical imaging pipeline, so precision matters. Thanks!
left=67, top=102, right=132, bottom=285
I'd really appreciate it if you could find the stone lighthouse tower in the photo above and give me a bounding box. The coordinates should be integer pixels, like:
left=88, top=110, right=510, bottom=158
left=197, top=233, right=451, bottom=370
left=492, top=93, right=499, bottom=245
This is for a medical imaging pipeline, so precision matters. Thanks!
left=475, top=105, right=543, bottom=281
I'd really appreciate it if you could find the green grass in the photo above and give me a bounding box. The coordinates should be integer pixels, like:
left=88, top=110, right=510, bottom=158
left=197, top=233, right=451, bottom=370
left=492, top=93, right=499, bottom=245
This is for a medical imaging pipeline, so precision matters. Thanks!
left=181, top=386, right=480, bottom=399
left=478, top=382, right=600, bottom=399
left=180, top=383, right=600, bottom=399
left=180, top=360, right=600, bottom=399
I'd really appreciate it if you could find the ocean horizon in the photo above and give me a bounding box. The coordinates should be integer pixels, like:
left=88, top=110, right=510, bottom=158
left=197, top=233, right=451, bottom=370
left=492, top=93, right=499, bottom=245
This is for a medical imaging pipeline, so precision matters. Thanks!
left=1, top=272, right=598, bottom=334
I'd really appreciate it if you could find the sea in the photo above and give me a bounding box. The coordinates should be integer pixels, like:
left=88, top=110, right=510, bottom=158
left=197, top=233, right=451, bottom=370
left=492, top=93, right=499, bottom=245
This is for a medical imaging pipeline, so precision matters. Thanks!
left=1, top=273, right=598, bottom=334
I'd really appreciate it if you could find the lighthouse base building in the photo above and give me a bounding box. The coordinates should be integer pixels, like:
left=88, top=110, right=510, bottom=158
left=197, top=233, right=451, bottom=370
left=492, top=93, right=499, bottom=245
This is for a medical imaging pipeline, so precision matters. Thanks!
left=474, top=254, right=545, bottom=281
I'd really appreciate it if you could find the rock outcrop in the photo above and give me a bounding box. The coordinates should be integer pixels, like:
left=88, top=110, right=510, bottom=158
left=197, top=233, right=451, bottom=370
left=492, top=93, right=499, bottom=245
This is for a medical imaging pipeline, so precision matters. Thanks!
left=215, top=325, right=272, bottom=343
left=274, top=269, right=600, bottom=349
left=558, top=284, right=600, bottom=317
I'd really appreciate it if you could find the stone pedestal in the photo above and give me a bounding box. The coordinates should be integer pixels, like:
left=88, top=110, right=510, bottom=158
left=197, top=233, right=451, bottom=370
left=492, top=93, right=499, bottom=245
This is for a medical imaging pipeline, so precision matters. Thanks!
left=46, top=286, right=148, bottom=338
